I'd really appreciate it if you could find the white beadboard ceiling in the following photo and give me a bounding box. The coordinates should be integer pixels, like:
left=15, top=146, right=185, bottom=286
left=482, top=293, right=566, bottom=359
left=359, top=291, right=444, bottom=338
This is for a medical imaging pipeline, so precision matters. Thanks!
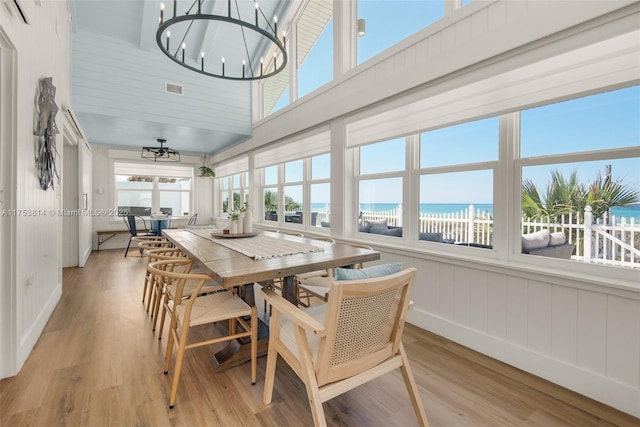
left=69, top=0, right=292, bottom=155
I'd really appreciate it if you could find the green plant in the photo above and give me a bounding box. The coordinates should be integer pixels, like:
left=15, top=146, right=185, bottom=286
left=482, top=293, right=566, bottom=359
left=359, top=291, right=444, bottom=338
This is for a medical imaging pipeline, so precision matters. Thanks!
left=199, top=166, right=215, bottom=177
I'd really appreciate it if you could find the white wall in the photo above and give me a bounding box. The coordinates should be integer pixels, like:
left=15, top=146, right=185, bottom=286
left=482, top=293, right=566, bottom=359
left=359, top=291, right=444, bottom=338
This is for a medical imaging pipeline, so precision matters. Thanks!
left=90, top=145, right=214, bottom=250
left=0, top=1, right=72, bottom=377
left=211, top=0, right=640, bottom=417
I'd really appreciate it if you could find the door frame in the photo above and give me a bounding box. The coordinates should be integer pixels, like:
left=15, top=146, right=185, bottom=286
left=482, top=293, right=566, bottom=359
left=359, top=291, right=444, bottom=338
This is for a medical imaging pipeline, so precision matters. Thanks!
left=0, top=28, right=18, bottom=379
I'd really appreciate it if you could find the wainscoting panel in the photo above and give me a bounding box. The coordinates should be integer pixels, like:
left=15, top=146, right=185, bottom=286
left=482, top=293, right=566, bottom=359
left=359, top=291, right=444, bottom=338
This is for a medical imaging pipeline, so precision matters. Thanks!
left=394, top=251, right=639, bottom=417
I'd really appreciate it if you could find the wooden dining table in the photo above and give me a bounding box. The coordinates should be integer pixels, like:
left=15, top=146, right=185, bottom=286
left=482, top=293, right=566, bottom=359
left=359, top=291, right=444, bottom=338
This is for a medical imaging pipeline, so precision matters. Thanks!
left=162, top=228, right=381, bottom=370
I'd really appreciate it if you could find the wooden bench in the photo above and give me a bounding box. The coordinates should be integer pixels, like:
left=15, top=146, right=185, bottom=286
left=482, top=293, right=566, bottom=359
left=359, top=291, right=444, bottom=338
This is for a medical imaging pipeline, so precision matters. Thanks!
left=96, top=230, right=133, bottom=251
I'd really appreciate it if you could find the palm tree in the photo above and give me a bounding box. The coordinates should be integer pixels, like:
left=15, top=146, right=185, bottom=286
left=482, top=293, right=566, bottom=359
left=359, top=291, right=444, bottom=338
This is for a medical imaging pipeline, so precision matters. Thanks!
left=586, top=174, right=640, bottom=219
left=522, top=169, right=639, bottom=222
left=264, top=190, right=278, bottom=212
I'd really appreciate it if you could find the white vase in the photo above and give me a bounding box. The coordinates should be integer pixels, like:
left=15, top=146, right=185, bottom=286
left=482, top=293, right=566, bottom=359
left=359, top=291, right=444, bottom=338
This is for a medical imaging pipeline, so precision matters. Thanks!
left=244, top=209, right=253, bottom=233
left=237, top=215, right=244, bottom=234
left=229, top=220, right=238, bottom=234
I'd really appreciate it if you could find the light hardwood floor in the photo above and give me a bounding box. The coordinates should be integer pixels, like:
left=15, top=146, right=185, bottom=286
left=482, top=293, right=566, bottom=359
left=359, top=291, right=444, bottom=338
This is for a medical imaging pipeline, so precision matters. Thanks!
left=1, top=249, right=638, bottom=426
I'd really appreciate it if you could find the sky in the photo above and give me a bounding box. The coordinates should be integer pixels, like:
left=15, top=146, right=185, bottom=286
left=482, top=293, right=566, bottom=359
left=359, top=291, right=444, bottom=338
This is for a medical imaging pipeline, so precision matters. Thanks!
left=272, top=1, right=640, bottom=206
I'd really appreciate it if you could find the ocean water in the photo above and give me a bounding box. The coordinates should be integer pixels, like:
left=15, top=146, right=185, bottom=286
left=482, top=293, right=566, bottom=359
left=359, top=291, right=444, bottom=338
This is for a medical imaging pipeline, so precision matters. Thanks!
left=312, top=203, right=640, bottom=221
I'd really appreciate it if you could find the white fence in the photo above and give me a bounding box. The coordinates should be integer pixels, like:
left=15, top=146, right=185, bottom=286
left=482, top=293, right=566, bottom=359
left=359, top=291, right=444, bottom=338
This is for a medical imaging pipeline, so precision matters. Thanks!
left=354, top=204, right=640, bottom=268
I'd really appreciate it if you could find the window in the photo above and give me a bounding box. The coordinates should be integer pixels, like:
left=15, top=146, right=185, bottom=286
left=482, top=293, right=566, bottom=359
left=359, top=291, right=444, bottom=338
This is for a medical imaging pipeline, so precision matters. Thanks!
left=218, top=172, right=249, bottom=215
left=256, top=130, right=331, bottom=228
left=311, top=153, right=331, bottom=227
left=297, top=0, right=333, bottom=98
left=114, top=162, right=193, bottom=217
left=357, top=138, right=405, bottom=238
left=519, top=86, right=640, bottom=267
left=260, top=154, right=331, bottom=228
left=263, top=165, right=279, bottom=222
left=417, top=117, right=498, bottom=248
left=214, top=157, right=249, bottom=217
left=357, top=0, right=443, bottom=64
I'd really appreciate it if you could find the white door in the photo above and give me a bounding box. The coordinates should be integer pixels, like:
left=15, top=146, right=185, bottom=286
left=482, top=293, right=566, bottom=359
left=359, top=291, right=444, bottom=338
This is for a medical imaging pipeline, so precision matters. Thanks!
left=78, top=139, right=92, bottom=267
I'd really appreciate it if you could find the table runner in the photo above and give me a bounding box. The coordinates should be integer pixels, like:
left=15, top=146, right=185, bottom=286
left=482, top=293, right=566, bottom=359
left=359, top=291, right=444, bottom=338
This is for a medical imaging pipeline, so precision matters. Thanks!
left=188, top=229, right=323, bottom=260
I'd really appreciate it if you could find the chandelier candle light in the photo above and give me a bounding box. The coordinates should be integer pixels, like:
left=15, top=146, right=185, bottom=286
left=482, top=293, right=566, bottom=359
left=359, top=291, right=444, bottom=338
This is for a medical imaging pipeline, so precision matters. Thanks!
left=156, top=0, right=288, bottom=81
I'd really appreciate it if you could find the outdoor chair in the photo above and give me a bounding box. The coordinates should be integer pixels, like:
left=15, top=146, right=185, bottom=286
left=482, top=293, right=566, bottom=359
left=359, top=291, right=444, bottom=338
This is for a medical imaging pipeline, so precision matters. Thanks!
left=262, top=267, right=428, bottom=427
left=123, top=215, right=156, bottom=257
left=148, top=259, right=257, bottom=408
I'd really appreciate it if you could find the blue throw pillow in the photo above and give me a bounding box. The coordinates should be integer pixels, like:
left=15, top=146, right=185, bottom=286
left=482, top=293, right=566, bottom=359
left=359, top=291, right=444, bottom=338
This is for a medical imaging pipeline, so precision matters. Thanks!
left=335, top=262, right=403, bottom=281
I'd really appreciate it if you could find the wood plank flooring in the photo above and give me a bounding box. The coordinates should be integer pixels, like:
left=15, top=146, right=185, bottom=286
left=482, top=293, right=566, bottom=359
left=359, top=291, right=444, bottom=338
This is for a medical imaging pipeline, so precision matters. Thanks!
left=1, top=249, right=638, bottom=426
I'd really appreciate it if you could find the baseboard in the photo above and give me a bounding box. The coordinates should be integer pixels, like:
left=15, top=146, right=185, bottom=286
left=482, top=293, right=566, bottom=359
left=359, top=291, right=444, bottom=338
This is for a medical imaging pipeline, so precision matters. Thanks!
left=407, top=309, right=640, bottom=418
left=17, top=283, right=62, bottom=374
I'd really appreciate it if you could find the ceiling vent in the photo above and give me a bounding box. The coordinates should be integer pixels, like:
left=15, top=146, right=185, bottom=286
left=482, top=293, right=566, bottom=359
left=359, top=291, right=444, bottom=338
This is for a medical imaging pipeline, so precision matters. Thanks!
left=165, top=82, right=184, bottom=96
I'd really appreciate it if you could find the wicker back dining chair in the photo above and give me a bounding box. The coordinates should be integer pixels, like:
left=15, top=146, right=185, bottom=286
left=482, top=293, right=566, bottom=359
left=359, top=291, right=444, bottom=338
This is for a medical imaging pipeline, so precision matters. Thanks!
left=148, top=259, right=257, bottom=408
left=262, top=267, right=428, bottom=427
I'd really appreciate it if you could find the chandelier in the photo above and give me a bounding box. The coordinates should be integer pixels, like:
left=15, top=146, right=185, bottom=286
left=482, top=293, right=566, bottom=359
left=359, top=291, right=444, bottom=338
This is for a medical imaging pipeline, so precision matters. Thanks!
left=141, top=138, right=181, bottom=162
left=156, top=0, right=288, bottom=81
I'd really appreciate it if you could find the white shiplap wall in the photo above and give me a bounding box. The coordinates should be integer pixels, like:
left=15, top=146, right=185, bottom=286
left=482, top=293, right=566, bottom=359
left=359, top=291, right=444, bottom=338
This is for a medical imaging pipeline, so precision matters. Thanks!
left=0, top=1, right=72, bottom=377
left=212, top=0, right=640, bottom=417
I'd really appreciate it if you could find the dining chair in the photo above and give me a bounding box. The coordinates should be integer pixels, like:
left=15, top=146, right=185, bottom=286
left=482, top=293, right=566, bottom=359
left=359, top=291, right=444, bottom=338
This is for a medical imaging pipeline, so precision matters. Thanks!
left=137, top=238, right=176, bottom=309
left=187, top=213, right=198, bottom=226
left=153, top=255, right=225, bottom=338
left=295, top=237, right=336, bottom=307
left=262, top=267, right=428, bottom=427
left=147, top=259, right=258, bottom=408
left=296, top=242, right=374, bottom=305
left=123, top=215, right=156, bottom=257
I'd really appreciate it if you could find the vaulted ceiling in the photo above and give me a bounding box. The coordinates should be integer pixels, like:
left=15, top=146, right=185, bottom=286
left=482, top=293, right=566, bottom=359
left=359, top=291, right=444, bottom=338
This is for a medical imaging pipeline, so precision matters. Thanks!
left=69, top=0, right=292, bottom=155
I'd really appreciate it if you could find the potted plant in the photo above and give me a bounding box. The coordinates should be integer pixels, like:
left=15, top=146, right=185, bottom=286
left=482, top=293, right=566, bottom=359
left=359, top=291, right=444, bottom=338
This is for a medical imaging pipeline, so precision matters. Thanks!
left=199, top=165, right=215, bottom=178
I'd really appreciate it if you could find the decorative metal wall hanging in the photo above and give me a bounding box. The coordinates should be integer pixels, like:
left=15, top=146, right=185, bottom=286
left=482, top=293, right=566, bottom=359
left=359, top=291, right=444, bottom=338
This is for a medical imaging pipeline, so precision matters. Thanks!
left=34, top=77, right=60, bottom=190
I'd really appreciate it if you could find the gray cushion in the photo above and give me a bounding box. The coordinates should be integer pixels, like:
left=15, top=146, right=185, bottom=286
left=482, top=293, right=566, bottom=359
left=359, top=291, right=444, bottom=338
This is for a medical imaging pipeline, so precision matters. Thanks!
left=335, top=262, right=403, bottom=281
left=419, top=232, right=442, bottom=242
left=369, top=224, right=402, bottom=237
left=359, top=219, right=388, bottom=233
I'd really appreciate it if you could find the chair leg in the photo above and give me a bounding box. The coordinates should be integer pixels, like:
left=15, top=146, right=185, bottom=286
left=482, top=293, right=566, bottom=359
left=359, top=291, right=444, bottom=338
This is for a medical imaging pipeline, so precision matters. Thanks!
left=124, top=238, right=132, bottom=257
left=168, top=327, right=190, bottom=408
left=142, top=271, right=150, bottom=304
left=293, top=326, right=327, bottom=427
left=157, top=293, right=169, bottom=338
left=263, top=311, right=282, bottom=405
left=250, top=307, right=257, bottom=385
left=152, top=285, right=164, bottom=333
left=399, top=344, right=429, bottom=427
left=163, top=320, right=176, bottom=374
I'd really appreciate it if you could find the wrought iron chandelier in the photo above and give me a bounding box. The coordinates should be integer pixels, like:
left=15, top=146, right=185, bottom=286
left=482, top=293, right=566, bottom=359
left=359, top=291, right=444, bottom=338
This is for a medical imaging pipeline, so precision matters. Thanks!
left=156, top=0, right=288, bottom=81
left=141, top=138, right=181, bottom=162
